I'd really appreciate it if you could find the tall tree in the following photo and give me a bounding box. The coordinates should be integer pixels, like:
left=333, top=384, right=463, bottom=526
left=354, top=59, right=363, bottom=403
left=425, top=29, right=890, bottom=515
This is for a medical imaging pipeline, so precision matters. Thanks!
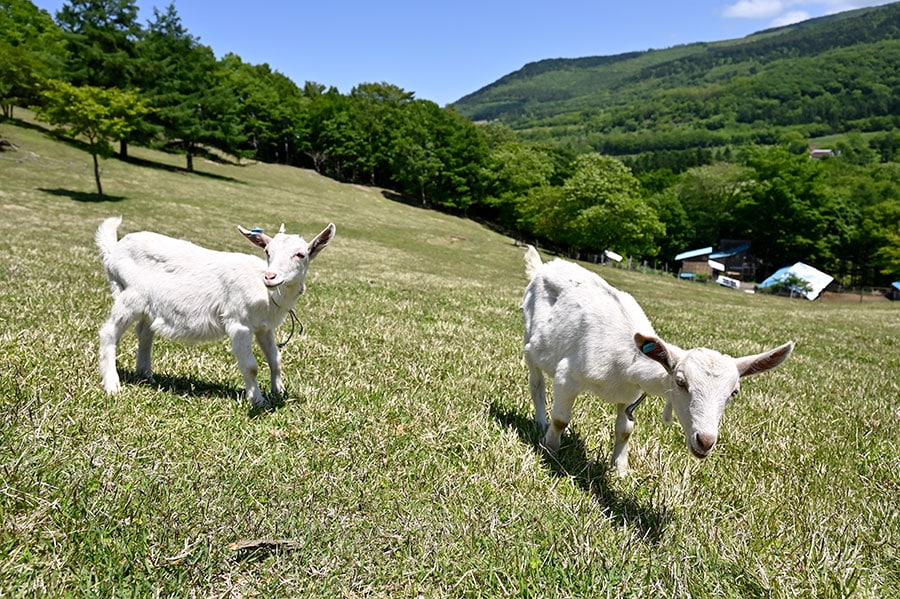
left=556, top=153, right=663, bottom=257
left=55, top=0, right=143, bottom=156
left=0, top=0, right=66, bottom=117
left=348, top=82, right=413, bottom=185
left=482, top=140, right=555, bottom=232
left=220, top=54, right=307, bottom=165
left=734, top=147, right=846, bottom=271
left=140, top=4, right=244, bottom=171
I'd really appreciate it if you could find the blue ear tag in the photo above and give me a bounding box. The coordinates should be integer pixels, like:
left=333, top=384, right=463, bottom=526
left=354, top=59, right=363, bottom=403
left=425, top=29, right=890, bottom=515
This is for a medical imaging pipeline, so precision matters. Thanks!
left=642, top=341, right=657, bottom=354
left=250, top=227, right=264, bottom=238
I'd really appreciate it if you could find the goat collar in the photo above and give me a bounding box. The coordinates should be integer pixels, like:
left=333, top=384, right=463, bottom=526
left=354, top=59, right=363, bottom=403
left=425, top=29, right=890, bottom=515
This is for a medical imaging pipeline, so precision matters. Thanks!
left=277, top=309, right=303, bottom=349
left=270, top=293, right=304, bottom=348
left=625, top=393, right=647, bottom=422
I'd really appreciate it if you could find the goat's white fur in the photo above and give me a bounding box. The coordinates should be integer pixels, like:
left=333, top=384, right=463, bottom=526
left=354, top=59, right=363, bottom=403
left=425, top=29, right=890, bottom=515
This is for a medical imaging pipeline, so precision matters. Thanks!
left=521, top=245, right=793, bottom=475
left=96, top=216, right=335, bottom=407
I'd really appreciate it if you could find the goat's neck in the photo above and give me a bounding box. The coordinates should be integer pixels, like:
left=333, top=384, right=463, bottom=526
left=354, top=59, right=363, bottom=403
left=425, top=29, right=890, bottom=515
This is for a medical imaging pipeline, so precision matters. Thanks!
left=635, top=368, right=672, bottom=398
left=628, top=346, right=680, bottom=397
left=269, top=282, right=304, bottom=313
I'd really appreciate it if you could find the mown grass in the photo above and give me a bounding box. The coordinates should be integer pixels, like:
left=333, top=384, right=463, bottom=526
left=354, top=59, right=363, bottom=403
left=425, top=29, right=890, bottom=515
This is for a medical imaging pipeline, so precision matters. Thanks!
left=1, top=114, right=898, bottom=597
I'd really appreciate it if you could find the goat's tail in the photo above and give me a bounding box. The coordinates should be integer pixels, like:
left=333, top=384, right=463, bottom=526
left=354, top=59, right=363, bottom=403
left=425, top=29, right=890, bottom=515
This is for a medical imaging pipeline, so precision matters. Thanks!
left=95, top=216, right=122, bottom=269
left=524, top=245, right=543, bottom=280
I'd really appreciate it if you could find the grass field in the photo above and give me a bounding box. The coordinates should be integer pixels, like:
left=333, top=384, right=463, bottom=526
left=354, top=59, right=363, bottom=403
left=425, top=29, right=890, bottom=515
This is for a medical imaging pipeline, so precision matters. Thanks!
left=1, top=114, right=899, bottom=597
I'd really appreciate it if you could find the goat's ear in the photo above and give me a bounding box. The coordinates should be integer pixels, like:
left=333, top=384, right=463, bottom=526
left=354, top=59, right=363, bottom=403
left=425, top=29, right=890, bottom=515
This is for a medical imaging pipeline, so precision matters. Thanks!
left=635, top=333, right=677, bottom=372
left=735, top=341, right=794, bottom=377
left=237, top=225, right=271, bottom=249
left=309, top=223, right=336, bottom=259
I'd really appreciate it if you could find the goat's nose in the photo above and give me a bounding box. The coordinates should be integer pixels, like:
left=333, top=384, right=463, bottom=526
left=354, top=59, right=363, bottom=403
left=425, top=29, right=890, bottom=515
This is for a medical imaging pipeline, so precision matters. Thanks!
left=264, top=271, right=277, bottom=282
left=694, top=432, right=717, bottom=454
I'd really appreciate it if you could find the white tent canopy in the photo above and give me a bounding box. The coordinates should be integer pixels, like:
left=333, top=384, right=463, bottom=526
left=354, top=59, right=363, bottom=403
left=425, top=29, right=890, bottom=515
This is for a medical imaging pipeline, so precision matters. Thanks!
left=757, top=262, right=834, bottom=300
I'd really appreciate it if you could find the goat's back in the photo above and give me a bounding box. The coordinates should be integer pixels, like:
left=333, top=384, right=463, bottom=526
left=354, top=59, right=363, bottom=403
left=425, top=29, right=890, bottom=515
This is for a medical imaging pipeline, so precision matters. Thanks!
left=97, top=224, right=270, bottom=341
left=106, top=231, right=265, bottom=284
left=523, top=258, right=656, bottom=377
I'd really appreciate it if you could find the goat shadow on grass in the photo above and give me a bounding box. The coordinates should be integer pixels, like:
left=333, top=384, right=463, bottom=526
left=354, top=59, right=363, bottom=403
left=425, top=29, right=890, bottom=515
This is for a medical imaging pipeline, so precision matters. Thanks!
left=118, top=371, right=286, bottom=417
left=489, top=401, right=669, bottom=544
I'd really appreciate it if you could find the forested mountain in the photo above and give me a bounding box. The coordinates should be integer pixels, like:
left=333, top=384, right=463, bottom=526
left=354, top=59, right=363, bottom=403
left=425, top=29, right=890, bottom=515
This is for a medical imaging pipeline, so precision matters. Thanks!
left=453, top=2, right=900, bottom=158
left=2, top=0, right=898, bottom=288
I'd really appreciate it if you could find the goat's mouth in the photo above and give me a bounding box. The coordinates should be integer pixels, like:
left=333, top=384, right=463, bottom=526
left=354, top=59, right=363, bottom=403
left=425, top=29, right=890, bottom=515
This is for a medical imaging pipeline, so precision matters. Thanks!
left=688, top=441, right=711, bottom=459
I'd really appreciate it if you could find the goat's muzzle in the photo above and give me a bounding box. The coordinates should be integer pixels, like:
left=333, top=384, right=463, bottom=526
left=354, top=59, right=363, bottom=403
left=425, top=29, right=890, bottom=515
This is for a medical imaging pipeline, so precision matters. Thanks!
left=264, top=272, right=283, bottom=287
left=690, top=432, right=717, bottom=458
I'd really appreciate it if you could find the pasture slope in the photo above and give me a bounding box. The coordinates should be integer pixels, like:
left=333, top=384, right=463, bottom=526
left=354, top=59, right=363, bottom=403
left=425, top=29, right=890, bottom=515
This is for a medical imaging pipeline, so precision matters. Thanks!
left=1, top=115, right=898, bottom=597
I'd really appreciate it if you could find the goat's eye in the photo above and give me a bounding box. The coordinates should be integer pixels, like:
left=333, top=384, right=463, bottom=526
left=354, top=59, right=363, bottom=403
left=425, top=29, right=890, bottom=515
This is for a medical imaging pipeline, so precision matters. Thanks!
left=294, top=251, right=307, bottom=259
left=675, top=375, right=687, bottom=390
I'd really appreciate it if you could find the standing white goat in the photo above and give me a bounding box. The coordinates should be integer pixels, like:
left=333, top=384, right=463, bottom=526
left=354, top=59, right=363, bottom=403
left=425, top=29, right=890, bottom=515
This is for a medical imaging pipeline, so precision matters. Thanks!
left=521, top=246, right=793, bottom=474
left=95, top=216, right=335, bottom=408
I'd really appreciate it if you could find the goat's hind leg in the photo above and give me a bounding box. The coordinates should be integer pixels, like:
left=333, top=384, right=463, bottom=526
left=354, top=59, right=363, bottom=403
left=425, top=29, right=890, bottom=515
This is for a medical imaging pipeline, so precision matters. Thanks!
left=99, top=299, right=139, bottom=394
left=526, top=358, right=548, bottom=435
left=544, top=377, right=577, bottom=452
left=134, top=317, right=156, bottom=383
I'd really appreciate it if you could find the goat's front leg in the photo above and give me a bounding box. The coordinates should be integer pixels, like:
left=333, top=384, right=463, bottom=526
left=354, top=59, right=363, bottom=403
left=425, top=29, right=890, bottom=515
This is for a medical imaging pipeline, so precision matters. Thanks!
left=227, top=324, right=265, bottom=408
left=611, top=402, right=635, bottom=476
left=255, top=328, right=284, bottom=396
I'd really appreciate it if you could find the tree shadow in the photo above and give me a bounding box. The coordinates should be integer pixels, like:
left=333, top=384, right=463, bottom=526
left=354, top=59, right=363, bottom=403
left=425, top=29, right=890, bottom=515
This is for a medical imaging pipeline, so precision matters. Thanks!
left=122, top=154, right=246, bottom=184
left=11, top=116, right=245, bottom=184
left=39, top=187, right=126, bottom=203
left=116, top=370, right=286, bottom=418
left=489, top=401, right=670, bottom=544
left=380, top=189, right=428, bottom=210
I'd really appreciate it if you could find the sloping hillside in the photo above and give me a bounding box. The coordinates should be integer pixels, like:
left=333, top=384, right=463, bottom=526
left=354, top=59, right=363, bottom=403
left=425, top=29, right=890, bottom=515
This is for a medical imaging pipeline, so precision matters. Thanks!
left=453, top=2, right=900, bottom=153
left=2, top=114, right=900, bottom=597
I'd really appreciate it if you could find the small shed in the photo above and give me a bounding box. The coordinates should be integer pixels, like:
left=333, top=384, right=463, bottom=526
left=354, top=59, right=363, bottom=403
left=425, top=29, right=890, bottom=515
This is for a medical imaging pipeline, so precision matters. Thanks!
left=709, top=243, right=753, bottom=280
left=675, top=246, right=713, bottom=278
left=757, top=262, right=834, bottom=300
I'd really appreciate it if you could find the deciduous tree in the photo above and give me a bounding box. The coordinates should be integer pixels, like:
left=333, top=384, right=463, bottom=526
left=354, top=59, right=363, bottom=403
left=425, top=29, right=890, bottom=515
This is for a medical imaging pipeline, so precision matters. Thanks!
left=36, top=79, right=149, bottom=197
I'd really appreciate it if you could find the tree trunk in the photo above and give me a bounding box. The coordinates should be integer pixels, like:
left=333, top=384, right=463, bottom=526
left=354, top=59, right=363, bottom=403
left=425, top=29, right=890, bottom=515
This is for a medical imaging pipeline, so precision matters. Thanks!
left=119, top=139, right=128, bottom=159
left=186, top=152, right=194, bottom=172
left=92, top=152, right=103, bottom=199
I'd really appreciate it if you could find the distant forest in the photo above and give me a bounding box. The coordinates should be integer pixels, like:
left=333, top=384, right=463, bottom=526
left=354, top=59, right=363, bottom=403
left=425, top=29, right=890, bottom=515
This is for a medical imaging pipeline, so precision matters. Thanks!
left=2, top=0, right=899, bottom=286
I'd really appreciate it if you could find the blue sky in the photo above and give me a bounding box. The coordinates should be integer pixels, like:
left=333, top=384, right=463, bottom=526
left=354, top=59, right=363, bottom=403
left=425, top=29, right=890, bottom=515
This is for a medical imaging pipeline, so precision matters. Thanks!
left=31, top=0, right=897, bottom=106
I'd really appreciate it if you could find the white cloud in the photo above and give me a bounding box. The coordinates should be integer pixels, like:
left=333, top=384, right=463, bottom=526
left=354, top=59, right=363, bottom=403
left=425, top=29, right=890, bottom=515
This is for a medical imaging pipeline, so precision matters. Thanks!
left=817, top=0, right=897, bottom=14
left=770, top=9, right=812, bottom=25
left=723, top=0, right=786, bottom=19
left=721, top=0, right=897, bottom=31
left=723, top=0, right=897, bottom=21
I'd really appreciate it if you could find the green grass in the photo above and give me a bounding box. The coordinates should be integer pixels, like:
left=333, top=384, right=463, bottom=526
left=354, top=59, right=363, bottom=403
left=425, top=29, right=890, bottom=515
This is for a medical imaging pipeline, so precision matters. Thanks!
left=2, top=114, right=899, bottom=597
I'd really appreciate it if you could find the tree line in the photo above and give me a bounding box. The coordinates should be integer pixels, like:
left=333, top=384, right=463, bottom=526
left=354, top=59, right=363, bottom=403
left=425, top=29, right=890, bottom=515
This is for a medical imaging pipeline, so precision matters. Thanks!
left=1, top=0, right=898, bottom=287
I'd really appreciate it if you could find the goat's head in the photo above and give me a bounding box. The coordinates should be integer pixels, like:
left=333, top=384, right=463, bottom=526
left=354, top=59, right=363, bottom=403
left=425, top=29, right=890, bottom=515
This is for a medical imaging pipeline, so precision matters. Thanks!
left=238, top=222, right=336, bottom=289
left=634, top=333, right=793, bottom=459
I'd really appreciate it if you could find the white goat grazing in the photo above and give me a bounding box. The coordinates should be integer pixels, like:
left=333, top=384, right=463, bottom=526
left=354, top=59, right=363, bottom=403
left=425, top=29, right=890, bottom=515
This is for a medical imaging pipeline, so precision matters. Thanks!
left=521, top=246, right=793, bottom=474
left=95, top=216, right=335, bottom=408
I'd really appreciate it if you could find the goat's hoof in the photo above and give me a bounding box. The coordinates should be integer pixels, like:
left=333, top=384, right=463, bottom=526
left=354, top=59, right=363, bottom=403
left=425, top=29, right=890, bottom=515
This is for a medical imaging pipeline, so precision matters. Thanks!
left=248, top=393, right=269, bottom=410
left=540, top=436, right=561, bottom=453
